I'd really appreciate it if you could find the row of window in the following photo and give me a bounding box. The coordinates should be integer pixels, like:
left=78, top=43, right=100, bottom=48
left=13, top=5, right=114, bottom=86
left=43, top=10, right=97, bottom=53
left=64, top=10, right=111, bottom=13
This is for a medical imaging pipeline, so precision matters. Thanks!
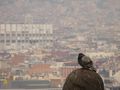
left=0, top=24, right=52, bottom=30
left=0, top=33, right=53, bottom=37
left=0, top=40, right=53, bottom=43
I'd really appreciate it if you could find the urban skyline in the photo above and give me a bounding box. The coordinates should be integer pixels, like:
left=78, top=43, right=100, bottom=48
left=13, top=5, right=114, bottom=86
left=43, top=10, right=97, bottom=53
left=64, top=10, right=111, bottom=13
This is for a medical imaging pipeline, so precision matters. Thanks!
left=0, top=0, right=120, bottom=90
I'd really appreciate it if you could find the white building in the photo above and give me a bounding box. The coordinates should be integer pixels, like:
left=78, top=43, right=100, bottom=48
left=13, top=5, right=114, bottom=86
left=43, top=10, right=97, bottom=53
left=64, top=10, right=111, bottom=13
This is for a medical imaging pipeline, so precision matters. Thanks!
left=0, top=24, right=53, bottom=50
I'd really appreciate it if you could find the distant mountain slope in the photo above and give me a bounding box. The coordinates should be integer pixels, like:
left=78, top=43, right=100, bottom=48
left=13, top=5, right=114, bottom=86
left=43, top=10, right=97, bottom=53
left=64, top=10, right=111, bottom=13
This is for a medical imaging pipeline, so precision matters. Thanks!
left=0, top=0, right=119, bottom=25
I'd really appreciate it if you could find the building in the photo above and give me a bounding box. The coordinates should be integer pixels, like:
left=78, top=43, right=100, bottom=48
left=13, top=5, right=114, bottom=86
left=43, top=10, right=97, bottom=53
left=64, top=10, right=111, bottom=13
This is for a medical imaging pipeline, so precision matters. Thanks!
left=27, top=63, right=53, bottom=80
left=60, top=66, right=77, bottom=78
left=0, top=60, right=10, bottom=70
left=0, top=24, right=53, bottom=50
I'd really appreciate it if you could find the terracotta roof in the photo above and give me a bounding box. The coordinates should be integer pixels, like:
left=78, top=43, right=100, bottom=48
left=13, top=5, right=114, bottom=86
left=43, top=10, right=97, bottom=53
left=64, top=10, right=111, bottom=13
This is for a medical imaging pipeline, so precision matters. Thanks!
left=27, top=64, right=53, bottom=74
left=10, top=54, right=25, bottom=66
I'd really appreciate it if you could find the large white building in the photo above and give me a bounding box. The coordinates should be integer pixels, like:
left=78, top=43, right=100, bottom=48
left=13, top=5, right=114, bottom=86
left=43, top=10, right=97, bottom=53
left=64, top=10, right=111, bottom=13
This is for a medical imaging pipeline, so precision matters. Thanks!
left=0, top=24, right=53, bottom=50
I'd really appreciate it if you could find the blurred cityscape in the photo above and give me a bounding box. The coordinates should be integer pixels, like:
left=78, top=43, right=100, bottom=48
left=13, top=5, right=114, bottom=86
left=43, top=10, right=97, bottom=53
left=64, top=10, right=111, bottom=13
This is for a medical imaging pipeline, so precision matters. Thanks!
left=0, top=0, right=120, bottom=90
